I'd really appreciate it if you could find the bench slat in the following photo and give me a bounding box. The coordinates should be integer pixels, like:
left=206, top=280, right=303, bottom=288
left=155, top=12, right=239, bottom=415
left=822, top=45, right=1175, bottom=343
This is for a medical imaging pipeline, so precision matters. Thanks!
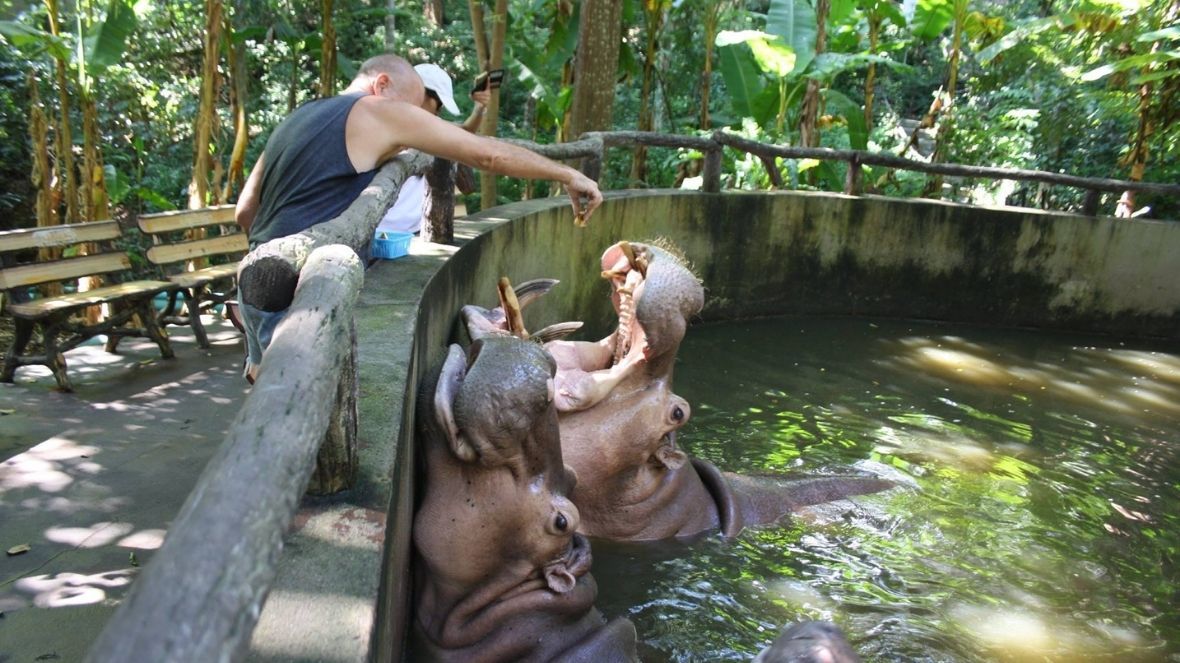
left=0, top=253, right=129, bottom=290
left=138, top=205, right=236, bottom=234
left=0, top=221, right=121, bottom=252
left=7, top=279, right=174, bottom=320
left=146, top=234, right=248, bottom=265
left=169, top=262, right=240, bottom=288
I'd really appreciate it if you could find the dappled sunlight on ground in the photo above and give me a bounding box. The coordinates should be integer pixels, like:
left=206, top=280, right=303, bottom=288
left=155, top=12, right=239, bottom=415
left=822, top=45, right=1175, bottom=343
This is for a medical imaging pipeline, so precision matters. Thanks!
left=14, top=569, right=137, bottom=608
left=0, top=317, right=247, bottom=640
left=881, top=334, right=1180, bottom=422
left=44, top=522, right=134, bottom=549
left=0, top=437, right=100, bottom=494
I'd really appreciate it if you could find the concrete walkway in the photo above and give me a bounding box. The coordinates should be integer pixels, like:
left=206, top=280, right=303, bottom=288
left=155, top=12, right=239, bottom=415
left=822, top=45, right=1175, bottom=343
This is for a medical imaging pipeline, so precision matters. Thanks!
left=0, top=233, right=465, bottom=662
left=0, top=318, right=250, bottom=661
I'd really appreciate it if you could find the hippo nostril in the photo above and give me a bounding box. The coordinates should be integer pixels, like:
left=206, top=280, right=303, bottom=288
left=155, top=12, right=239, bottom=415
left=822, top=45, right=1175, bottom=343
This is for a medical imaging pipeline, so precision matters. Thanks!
left=555, top=513, right=569, bottom=532
left=672, top=406, right=684, bottom=422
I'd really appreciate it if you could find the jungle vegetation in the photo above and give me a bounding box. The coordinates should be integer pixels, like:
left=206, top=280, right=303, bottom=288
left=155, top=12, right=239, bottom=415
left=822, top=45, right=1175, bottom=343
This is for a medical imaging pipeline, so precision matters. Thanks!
left=0, top=0, right=1177, bottom=236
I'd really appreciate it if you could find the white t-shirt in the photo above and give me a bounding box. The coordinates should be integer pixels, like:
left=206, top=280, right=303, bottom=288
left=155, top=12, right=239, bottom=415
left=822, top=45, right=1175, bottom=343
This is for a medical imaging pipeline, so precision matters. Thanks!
left=377, top=175, right=427, bottom=234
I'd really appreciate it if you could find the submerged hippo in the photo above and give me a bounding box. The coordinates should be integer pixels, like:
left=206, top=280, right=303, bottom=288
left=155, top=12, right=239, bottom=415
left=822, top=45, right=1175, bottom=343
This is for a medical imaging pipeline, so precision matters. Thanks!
left=463, top=241, right=893, bottom=542
left=754, top=621, right=861, bottom=663
left=412, top=337, right=637, bottom=662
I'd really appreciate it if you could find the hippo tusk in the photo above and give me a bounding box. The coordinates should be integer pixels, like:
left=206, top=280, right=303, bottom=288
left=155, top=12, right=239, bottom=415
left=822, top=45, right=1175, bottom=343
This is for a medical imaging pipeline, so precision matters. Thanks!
left=498, top=276, right=529, bottom=340
left=512, top=278, right=560, bottom=309
left=532, top=321, right=584, bottom=344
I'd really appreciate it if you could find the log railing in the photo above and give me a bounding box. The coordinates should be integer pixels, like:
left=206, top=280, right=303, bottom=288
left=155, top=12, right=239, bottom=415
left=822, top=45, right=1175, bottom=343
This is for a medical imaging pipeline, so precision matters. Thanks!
left=85, top=244, right=365, bottom=662
left=86, top=152, right=429, bottom=662
left=499, top=130, right=1180, bottom=217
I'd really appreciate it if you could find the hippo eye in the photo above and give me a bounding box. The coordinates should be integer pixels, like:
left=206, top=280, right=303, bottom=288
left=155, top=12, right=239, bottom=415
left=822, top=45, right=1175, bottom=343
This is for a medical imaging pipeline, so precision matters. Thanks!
left=555, top=513, right=569, bottom=532
left=672, top=406, right=684, bottom=422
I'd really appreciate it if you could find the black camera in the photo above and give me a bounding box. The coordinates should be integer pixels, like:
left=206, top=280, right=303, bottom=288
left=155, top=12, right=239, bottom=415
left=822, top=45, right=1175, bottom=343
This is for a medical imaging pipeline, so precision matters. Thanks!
left=472, top=69, right=505, bottom=94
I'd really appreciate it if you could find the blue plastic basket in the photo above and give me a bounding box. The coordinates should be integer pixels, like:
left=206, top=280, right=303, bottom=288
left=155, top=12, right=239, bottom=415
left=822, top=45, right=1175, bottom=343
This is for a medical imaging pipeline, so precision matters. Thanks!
left=372, top=231, right=413, bottom=260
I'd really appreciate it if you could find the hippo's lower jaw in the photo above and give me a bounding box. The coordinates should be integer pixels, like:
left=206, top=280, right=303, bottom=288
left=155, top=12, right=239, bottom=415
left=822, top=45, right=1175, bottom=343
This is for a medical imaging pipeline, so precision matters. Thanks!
left=412, top=573, right=637, bottom=662
left=576, top=457, right=895, bottom=543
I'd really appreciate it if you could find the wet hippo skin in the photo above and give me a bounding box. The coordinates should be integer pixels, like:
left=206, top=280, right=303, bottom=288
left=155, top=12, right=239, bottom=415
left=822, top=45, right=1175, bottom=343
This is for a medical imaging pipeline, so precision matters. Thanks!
left=754, top=621, right=861, bottom=663
left=464, top=241, right=893, bottom=542
left=411, top=338, right=637, bottom=662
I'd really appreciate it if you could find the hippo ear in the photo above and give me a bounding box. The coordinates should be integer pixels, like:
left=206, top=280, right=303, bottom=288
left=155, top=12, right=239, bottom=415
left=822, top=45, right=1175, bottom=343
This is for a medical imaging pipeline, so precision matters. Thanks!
left=434, top=344, right=478, bottom=463
left=545, top=565, right=577, bottom=594
left=654, top=444, right=687, bottom=470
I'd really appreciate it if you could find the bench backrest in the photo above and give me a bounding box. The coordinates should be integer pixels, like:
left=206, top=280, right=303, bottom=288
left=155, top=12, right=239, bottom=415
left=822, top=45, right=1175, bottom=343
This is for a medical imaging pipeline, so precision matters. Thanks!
left=0, top=220, right=127, bottom=291
left=138, top=205, right=247, bottom=268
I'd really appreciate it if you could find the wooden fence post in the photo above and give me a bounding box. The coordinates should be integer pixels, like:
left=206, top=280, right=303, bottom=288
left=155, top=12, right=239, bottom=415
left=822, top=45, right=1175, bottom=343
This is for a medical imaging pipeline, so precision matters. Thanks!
left=844, top=154, right=862, bottom=195
left=422, top=156, right=455, bottom=243
left=307, top=319, right=358, bottom=495
left=1082, top=189, right=1101, bottom=216
left=703, top=147, right=722, bottom=193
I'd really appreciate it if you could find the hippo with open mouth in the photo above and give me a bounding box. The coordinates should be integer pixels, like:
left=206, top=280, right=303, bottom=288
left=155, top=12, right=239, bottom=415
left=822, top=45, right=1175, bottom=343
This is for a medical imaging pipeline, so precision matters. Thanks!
left=412, top=337, right=637, bottom=661
left=463, top=241, right=893, bottom=542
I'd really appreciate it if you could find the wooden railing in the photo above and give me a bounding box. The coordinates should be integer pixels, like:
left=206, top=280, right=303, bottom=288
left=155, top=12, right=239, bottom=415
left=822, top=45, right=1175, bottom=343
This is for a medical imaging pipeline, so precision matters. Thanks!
left=85, top=153, right=428, bottom=663
left=502, top=130, right=1180, bottom=217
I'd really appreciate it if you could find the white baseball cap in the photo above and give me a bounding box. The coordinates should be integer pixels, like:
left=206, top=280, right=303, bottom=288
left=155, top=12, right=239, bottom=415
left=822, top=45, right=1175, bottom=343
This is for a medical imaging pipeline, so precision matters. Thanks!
left=414, top=63, right=461, bottom=116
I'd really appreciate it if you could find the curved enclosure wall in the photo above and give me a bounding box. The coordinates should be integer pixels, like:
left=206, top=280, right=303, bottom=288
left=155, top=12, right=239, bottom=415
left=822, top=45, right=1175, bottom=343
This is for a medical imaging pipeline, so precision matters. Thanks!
left=383, top=189, right=1180, bottom=656
left=428, top=190, right=1179, bottom=344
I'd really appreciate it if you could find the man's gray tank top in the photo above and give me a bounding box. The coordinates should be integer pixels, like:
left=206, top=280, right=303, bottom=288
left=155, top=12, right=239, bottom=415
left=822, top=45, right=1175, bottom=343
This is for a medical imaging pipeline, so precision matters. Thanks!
left=248, top=92, right=377, bottom=244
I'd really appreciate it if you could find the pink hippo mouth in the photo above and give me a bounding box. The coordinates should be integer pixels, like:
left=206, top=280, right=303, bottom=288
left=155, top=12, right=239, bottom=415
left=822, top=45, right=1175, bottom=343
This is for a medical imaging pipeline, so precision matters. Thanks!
left=600, top=241, right=651, bottom=367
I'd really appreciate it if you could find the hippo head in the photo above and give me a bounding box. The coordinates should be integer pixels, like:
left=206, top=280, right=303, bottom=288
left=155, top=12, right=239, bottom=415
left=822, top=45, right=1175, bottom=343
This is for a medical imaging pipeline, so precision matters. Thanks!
left=599, top=240, right=704, bottom=380
left=413, top=338, right=614, bottom=657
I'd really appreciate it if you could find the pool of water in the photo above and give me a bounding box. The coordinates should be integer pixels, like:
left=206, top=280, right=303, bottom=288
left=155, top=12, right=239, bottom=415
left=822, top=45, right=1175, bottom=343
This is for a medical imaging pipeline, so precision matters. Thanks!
left=589, top=316, right=1180, bottom=662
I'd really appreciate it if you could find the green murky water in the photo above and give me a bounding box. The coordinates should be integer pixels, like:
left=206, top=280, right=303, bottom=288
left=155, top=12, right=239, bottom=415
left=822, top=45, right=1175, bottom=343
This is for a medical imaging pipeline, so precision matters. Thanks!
left=589, top=316, right=1180, bottom=662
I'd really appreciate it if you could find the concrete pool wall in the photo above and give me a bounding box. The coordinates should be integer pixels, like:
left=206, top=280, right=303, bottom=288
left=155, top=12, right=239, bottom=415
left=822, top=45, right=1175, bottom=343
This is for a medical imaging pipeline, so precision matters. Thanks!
left=356, top=189, right=1179, bottom=659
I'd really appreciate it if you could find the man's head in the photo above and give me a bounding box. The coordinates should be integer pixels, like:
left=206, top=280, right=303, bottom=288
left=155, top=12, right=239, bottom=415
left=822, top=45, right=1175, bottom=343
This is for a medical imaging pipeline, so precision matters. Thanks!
left=350, top=54, right=425, bottom=106
left=414, top=63, right=461, bottom=117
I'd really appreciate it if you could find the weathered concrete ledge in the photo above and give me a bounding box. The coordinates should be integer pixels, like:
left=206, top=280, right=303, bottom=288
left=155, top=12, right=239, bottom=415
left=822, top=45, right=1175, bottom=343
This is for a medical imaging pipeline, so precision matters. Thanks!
left=253, top=189, right=1178, bottom=662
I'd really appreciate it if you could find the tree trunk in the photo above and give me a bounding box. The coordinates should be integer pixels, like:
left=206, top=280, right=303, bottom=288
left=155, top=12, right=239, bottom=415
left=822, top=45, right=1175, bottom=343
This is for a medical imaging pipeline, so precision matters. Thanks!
left=46, top=0, right=78, bottom=225
left=477, top=0, right=508, bottom=209
left=923, top=0, right=967, bottom=198
left=700, top=2, right=722, bottom=131
left=798, top=0, right=829, bottom=148
left=223, top=4, right=250, bottom=203
left=630, top=1, right=665, bottom=186
left=29, top=70, right=62, bottom=293
left=385, top=0, right=396, bottom=50
left=320, top=0, right=337, bottom=98
left=468, top=0, right=490, bottom=68
left=567, top=0, right=624, bottom=144
left=80, top=94, right=110, bottom=221
left=865, top=11, right=881, bottom=135
left=190, top=0, right=222, bottom=210
left=425, top=0, right=444, bottom=26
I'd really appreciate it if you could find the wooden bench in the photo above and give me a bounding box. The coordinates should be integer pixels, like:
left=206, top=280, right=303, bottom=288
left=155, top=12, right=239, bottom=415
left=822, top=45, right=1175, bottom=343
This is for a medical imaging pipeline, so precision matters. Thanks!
left=136, top=205, right=248, bottom=349
left=0, top=220, right=176, bottom=391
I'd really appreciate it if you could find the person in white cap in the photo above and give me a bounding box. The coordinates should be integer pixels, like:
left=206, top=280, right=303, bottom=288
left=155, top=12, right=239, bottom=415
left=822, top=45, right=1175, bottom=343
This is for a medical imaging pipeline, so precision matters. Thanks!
left=377, top=63, right=492, bottom=234
left=234, top=54, right=598, bottom=383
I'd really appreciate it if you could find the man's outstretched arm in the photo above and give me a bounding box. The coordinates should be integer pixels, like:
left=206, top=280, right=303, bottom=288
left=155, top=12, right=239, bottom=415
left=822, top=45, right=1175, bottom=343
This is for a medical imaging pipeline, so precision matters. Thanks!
left=350, top=98, right=603, bottom=223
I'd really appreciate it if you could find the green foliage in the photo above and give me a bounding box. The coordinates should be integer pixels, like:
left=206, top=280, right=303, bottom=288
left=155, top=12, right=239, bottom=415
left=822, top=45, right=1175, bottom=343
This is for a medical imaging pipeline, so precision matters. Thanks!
left=0, top=0, right=1177, bottom=226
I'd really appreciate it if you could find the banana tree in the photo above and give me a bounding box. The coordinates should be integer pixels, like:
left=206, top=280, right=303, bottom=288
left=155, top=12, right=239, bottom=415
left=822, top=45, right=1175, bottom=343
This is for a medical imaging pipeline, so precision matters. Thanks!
left=1087, top=9, right=1180, bottom=216
left=716, top=0, right=895, bottom=188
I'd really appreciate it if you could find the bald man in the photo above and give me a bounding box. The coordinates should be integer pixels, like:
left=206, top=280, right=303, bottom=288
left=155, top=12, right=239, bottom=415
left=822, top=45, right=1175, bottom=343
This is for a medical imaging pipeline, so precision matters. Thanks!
left=235, top=53, right=600, bottom=242
left=233, top=54, right=601, bottom=382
